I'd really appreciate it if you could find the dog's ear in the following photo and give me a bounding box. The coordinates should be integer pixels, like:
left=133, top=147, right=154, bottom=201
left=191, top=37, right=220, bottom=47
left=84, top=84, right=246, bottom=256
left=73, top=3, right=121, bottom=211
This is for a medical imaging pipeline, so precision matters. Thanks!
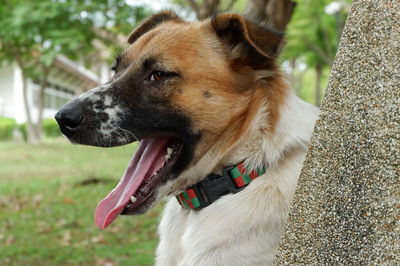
left=128, top=11, right=184, bottom=44
left=211, top=14, right=284, bottom=69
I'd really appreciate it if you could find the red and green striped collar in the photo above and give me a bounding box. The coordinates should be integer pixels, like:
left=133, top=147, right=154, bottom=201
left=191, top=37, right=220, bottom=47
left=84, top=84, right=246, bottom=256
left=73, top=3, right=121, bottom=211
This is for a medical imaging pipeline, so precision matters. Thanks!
left=176, top=162, right=266, bottom=210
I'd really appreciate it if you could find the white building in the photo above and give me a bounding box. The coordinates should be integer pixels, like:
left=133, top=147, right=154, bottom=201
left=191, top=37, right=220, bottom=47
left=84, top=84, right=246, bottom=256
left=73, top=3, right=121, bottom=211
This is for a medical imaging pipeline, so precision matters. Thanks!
left=0, top=55, right=109, bottom=123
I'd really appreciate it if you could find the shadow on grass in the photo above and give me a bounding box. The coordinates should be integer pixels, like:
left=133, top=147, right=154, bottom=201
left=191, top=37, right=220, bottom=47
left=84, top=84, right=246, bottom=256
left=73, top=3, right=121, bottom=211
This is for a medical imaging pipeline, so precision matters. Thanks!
left=0, top=138, right=162, bottom=265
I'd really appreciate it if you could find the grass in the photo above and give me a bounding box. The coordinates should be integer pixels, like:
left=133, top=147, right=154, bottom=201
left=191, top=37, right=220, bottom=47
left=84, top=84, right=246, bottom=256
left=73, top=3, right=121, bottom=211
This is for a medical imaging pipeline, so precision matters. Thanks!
left=0, top=139, right=162, bottom=265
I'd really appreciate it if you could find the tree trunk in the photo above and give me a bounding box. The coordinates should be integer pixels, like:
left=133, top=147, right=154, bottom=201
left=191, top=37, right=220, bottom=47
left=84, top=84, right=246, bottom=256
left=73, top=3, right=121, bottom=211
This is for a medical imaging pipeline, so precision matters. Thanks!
left=185, top=0, right=295, bottom=30
left=244, top=0, right=296, bottom=32
left=35, top=66, right=50, bottom=140
left=16, top=60, right=40, bottom=144
left=185, top=0, right=221, bottom=20
left=21, top=73, right=40, bottom=144
left=198, top=0, right=220, bottom=19
left=315, top=63, right=323, bottom=107
left=289, top=58, right=300, bottom=94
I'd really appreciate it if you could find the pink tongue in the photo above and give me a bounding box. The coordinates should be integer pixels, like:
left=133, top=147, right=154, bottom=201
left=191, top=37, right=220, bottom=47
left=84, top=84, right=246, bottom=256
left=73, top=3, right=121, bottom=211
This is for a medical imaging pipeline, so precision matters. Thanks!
left=94, top=137, right=170, bottom=229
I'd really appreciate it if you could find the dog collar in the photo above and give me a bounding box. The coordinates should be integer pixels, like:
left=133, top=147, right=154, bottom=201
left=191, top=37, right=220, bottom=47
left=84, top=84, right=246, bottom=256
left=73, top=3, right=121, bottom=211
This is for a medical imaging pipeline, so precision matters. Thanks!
left=176, top=162, right=266, bottom=210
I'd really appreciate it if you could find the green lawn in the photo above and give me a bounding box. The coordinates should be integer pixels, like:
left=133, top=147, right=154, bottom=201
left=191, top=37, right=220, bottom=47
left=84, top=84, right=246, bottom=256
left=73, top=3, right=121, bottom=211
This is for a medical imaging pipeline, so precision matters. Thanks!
left=0, top=139, right=162, bottom=265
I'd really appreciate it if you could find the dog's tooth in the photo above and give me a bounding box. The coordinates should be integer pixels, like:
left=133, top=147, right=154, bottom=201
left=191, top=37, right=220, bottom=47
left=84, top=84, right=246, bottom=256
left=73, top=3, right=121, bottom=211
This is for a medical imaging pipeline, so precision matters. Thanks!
left=167, top=147, right=173, bottom=156
left=165, top=147, right=173, bottom=160
left=130, top=196, right=137, bottom=203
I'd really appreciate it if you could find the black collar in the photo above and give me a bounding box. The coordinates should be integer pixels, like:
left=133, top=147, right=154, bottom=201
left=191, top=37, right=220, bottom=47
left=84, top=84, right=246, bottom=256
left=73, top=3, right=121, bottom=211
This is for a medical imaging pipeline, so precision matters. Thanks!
left=176, top=162, right=266, bottom=209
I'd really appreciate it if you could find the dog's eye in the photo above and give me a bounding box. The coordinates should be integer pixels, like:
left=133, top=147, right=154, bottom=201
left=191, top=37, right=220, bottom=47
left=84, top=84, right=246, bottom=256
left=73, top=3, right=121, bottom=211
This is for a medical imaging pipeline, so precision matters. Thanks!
left=111, top=55, right=122, bottom=74
left=110, top=63, right=118, bottom=75
left=149, top=71, right=165, bottom=82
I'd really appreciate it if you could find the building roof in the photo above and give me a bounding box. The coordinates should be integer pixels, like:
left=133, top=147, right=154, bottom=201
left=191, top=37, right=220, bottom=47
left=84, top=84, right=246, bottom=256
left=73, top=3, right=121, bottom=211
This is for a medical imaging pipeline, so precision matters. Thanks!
left=54, top=55, right=100, bottom=88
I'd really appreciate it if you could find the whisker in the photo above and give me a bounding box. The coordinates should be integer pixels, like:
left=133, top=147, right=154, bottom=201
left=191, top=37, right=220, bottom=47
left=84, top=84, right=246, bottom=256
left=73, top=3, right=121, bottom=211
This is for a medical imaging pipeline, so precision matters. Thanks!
left=116, top=126, right=139, bottom=142
left=115, top=129, right=128, bottom=145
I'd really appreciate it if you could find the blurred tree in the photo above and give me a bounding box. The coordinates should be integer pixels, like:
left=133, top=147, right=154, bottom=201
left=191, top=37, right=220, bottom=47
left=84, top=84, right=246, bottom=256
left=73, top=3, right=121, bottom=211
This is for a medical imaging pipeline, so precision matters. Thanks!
left=173, top=0, right=295, bottom=31
left=244, top=0, right=296, bottom=31
left=0, top=0, right=148, bottom=144
left=173, top=0, right=243, bottom=19
left=282, top=0, right=350, bottom=106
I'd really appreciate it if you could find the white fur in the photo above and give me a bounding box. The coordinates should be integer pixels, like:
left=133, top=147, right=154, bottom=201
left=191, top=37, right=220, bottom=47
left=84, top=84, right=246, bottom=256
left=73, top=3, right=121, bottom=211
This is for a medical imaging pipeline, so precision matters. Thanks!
left=156, top=92, right=319, bottom=266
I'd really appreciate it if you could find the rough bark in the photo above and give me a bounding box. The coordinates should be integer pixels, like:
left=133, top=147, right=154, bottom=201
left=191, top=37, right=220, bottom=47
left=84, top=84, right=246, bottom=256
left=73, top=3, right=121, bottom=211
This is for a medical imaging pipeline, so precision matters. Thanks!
left=275, top=0, right=399, bottom=263
left=244, top=0, right=296, bottom=31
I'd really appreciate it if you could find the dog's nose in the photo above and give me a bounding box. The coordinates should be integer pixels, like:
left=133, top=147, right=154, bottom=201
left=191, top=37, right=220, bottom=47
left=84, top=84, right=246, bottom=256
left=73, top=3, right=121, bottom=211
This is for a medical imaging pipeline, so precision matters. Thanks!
left=55, top=101, right=84, bottom=136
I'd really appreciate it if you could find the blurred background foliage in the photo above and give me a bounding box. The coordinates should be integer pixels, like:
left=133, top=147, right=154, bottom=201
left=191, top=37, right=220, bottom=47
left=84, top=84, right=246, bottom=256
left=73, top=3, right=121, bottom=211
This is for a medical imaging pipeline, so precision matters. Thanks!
left=0, top=0, right=149, bottom=144
left=0, top=0, right=351, bottom=265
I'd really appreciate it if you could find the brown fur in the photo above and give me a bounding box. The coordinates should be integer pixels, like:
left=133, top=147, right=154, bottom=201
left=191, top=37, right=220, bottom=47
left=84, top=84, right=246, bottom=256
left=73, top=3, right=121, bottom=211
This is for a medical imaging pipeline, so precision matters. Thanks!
left=122, top=10, right=288, bottom=169
left=264, top=77, right=290, bottom=131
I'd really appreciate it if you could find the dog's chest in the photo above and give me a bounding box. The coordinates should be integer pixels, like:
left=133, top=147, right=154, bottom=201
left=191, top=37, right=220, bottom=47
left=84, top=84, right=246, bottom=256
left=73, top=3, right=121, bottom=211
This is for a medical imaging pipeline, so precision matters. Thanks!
left=155, top=179, right=290, bottom=266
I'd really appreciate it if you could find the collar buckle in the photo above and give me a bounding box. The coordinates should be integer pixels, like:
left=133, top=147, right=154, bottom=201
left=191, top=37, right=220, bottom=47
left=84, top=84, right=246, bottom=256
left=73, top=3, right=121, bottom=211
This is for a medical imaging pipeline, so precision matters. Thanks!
left=193, top=166, right=243, bottom=208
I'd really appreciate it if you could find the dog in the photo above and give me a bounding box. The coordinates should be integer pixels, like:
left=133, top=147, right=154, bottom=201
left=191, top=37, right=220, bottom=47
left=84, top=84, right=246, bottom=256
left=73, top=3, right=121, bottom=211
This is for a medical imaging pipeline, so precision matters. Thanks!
left=55, top=11, right=319, bottom=265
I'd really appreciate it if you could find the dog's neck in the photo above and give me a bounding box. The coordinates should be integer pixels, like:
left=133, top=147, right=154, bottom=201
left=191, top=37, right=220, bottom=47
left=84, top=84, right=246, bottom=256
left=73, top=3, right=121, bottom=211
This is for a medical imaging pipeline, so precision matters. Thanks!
left=220, top=91, right=319, bottom=172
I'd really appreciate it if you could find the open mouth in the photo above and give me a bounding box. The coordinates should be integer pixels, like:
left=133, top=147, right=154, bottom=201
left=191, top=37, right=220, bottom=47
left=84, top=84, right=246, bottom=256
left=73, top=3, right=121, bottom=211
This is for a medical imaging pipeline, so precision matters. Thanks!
left=94, top=137, right=182, bottom=229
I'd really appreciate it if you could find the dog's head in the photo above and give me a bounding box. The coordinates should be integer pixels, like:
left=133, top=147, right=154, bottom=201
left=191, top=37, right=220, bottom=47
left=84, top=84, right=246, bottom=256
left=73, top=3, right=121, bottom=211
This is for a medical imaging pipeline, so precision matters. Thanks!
left=55, top=11, right=285, bottom=229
